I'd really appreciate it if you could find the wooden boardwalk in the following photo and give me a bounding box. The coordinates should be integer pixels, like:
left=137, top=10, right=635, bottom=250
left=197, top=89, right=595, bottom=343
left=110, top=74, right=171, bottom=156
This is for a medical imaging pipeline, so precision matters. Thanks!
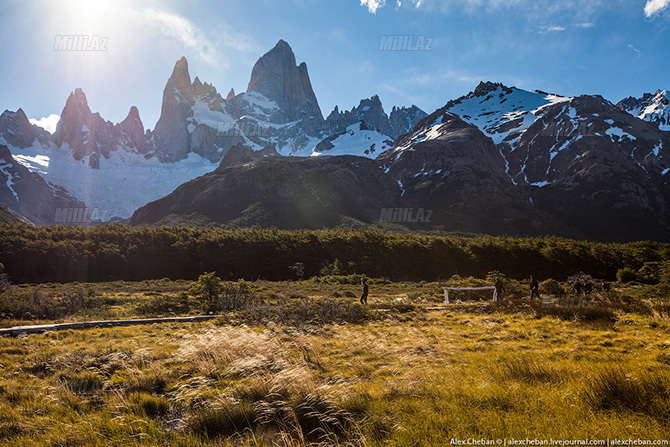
left=0, top=315, right=219, bottom=337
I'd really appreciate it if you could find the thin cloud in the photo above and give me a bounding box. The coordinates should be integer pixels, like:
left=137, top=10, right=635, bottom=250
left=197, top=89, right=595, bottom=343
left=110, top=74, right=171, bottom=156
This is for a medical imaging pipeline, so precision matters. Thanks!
left=540, top=26, right=566, bottom=33
left=644, top=0, right=670, bottom=17
left=29, top=114, right=60, bottom=134
left=538, top=22, right=595, bottom=34
left=628, top=43, right=642, bottom=55
left=361, top=0, right=606, bottom=23
left=143, top=9, right=218, bottom=65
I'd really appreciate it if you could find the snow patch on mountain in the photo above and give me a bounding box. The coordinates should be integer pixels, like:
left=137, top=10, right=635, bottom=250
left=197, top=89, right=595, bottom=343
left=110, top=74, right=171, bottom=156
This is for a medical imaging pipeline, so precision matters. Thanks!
left=606, top=127, right=637, bottom=142
left=230, top=92, right=282, bottom=123
left=311, top=123, right=394, bottom=158
left=187, top=100, right=234, bottom=133
left=4, top=138, right=218, bottom=219
left=393, top=115, right=447, bottom=152
left=0, top=160, right=19, bottom=202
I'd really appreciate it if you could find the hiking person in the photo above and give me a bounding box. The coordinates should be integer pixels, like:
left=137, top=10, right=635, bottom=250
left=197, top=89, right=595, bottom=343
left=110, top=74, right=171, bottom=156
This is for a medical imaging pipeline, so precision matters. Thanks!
left=360, top=277, right=369, bottom=305
left=493, top=277, right=506, bottom=302
left=529, top=275, right=540, bottom=300
left=584, top=282, right=593, bottom=295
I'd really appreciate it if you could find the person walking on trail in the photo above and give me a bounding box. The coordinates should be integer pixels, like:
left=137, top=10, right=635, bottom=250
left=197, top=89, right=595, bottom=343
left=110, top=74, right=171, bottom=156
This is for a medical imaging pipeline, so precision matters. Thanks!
left=493, top=277, right=506, bottom=302
left=360, top=278, right=369, bottom=305
left=584, top=281, right=593, bottom=295
left=529, top=275, right=540, bottom=300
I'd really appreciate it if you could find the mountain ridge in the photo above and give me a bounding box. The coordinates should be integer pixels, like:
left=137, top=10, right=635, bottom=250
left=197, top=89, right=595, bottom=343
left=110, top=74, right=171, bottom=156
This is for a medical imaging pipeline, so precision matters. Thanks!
left=1, top=40, right=669, bottom=241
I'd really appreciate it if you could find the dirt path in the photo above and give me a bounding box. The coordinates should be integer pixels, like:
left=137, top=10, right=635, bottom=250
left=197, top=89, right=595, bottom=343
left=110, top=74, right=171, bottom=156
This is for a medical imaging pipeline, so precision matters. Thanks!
left=0, top=315, right=219, bottom=337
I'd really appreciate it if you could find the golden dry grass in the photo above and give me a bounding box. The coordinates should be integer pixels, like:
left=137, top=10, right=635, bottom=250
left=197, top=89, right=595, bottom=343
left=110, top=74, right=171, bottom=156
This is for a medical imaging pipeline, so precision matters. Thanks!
left=0, top=281, right=669, bottom=445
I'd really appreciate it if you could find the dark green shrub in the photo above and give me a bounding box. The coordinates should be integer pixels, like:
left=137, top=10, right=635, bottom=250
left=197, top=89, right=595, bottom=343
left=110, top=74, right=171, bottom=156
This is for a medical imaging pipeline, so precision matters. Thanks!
left=190, top=272, right=223, bottom=305
left=617, top=267, right=638, bottom=283
left=540, top=278, right=564, bottom=295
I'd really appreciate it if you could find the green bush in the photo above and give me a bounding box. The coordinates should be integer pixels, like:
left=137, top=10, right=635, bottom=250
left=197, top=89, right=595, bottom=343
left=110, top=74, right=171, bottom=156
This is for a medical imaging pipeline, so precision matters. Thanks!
left=314, top=274, right=363, bottom=285
left=190, top=272, right=223, bottom=305
left=218, top=279, right=257, bottom=310
left=616, top=267, right=638, bottom=283
left=540, top=278, right=564, bottom=295
left=0, top=289, right=67, bottom=320
left=633, top=283, right=670, bottom=302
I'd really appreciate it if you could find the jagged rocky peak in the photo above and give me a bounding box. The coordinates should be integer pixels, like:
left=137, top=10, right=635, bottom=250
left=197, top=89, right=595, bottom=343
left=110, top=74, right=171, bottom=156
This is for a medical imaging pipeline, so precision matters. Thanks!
left=52, top=88, right=123, bottom=166
left=246, top=39, right=323, bottom=122
left=52, top=88, right=92, bottom=146
left=226, top=88, right=236, bottom=102
left=326, top=95, right=387, bottom=133
left=118, top=106, right=145, bottom=148
left=325, top=95, right=426, bottom=140
left=192, top=79, right=225, bottom=113
left=0, top=107, right=48, bottom=148
left=5, top=108, right=30, bottom=125
left=56, top=88, right=91, bottom=128
left=192, top=76, right=215, bottom=97
left=617, top=89, right=670, bottom=131
left=473, top=81, right=513, bottom=97
left=192, top=76, right=203, bottom=90
left=619, top=89, right=669, bottom=109
left=168, top=56, right=194, bottom=103
left=151, top=57, right=196, bottom=161
left=388, top=105, right=428, bottom=139
left=120, top=105, right=142, bottom=127
left=361, top=94, right=383, bottom=110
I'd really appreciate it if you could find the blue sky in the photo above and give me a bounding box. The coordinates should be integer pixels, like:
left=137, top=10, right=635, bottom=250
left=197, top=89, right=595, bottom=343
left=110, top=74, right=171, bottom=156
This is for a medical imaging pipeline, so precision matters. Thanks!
left=1, top=0, right=669, bottom=132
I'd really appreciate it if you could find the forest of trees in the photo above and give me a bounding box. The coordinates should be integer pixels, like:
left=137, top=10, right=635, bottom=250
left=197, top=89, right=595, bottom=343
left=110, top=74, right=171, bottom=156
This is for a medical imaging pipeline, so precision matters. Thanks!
left=0, top=223, right=668, bottom=284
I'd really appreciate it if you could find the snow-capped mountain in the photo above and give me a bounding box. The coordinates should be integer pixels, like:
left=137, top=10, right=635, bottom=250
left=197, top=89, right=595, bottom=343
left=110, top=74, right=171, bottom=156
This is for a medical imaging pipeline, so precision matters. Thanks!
left=312, top=94, right=426, bottom=158
left=325, top=94, right=427, bottom=140
left=1, top=93, right=223, bottom=219
left=386, top=82, right=670, bottom=240
left=2, top=38, right=670, bottom=241
left=0, top=39, right=424, bottom=221
left=0, top=109, right=53, bottom=155
left=0, top=144, right=84, bottom=224
left=122, top=78, right=670, bottom=240
left=150, top=57, right=253, bottom=163
left=223, top=39, right=327, bottom=156
left=444, top=82, right=571, bottom=147
left=52, top=88, right=152, bottom=168
left=618, top=90, right=669, bottom=131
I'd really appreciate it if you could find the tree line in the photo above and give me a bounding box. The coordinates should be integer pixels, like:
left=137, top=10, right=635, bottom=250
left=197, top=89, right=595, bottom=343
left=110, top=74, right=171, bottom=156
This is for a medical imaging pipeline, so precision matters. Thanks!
left=0, top=223, right=668, bottom=284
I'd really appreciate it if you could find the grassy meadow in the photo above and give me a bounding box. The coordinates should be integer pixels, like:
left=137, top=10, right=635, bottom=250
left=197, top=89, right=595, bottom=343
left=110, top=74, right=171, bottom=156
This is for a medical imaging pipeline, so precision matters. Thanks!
left=0, top=277, right=669, bottom=445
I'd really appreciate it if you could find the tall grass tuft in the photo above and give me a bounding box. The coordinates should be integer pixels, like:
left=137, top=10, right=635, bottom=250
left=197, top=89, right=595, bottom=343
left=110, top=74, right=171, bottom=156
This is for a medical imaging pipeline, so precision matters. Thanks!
left=494, top=357, right=564, bottom=384
left=583, top=367, right=670, bottom=422
left=176, top=326, right=365, bottom=444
